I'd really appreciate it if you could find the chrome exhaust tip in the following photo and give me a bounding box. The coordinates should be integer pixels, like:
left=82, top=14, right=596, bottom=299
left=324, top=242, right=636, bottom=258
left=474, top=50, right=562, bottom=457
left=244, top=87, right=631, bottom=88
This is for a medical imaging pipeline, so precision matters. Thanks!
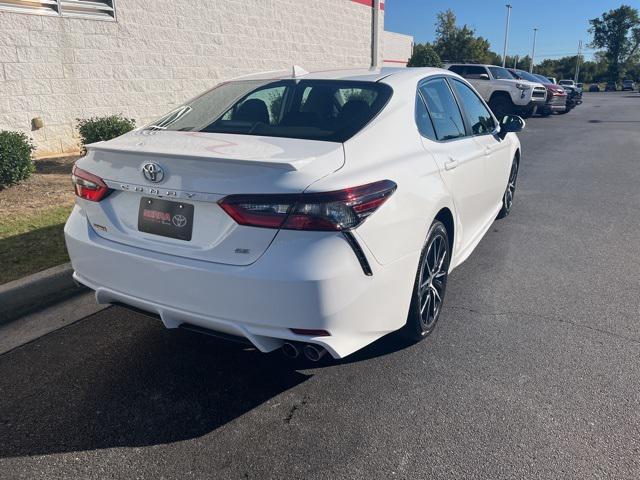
left=303, top=344, right=327, bottom=362
left=282, top=342, right=300, bottom=359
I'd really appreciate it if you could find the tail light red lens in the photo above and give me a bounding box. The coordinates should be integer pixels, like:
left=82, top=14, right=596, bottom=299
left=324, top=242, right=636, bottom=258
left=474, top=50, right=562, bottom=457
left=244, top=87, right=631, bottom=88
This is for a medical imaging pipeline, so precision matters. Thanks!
left=71, top=165, right=112, bottom=202
left=219, top=180, right=397, bottom=231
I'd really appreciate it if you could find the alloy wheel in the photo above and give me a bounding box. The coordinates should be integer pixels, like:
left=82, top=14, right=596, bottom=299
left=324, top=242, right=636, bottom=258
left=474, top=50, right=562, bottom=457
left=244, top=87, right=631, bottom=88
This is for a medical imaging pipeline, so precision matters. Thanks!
left=503, top=160, right=518, bottom=212
left=417, top=232, right=449, bottom=331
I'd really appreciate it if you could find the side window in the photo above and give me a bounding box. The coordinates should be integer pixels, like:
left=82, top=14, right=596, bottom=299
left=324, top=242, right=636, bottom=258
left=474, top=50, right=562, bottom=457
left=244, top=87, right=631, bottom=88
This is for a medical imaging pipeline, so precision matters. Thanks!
left=449, top=79, right=496, bottom=135
left=418, top=78, right=466, bottom=141
left=415, top=93, right=436, bottom=140
left=464, top=65, right=489, bottom=79
left=448, top=65, right=466, bottom=76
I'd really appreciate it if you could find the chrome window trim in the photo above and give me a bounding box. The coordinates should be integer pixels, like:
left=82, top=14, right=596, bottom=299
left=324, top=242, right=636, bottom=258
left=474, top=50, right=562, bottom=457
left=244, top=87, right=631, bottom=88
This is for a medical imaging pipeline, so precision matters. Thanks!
left=0, top=0, right=116, bottom=21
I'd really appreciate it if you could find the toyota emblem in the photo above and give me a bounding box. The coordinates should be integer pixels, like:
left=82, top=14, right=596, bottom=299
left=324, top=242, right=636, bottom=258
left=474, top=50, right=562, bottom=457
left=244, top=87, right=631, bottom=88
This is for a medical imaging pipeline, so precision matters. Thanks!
left=142, top=162, right=164, bottom=183
left=172, top=214, right=187, bottom=228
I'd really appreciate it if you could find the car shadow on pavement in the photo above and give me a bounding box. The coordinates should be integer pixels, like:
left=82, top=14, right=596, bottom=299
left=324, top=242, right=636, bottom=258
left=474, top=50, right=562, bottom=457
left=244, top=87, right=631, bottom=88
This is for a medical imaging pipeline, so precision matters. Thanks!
left=0, top=309, right=312, bottom=458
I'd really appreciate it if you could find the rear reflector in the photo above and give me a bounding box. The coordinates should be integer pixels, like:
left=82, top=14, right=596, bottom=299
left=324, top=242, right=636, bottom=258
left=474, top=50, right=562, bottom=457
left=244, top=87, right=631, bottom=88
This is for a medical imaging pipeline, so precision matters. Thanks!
left=290, top=328, right=331, bottom=337
left=219, top=180, right=397, bottom=231
left=72, top=165, right=112, bottom=202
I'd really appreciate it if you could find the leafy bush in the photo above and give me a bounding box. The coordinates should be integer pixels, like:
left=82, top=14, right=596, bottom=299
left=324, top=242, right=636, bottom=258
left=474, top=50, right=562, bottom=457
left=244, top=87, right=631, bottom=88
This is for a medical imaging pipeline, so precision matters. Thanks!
left=0, top=131, right=35, bottom=189
left=76, top=114, right=136, bottom=148
left=408, top=43, right=443, bottom=68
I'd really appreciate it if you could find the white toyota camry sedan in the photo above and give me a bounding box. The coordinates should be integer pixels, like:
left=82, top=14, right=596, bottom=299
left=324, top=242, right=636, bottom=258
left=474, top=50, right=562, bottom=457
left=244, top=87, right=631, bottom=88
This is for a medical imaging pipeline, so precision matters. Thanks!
left=65, top=67, right=523, bottom=361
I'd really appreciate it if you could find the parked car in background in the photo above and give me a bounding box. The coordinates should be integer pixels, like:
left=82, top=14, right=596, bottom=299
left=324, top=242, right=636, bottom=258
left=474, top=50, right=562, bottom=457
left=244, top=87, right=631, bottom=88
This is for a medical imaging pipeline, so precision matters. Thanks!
left=589, top=84, right=601, bottom=92
left=563, top=86, right=583, bottom=111
left=533, top=74, right=580, bottom=114
left=509, top=69, right=567, bottom=116
left=605, top=81, right=618, bottom=92
left=446, top=63, right=546, bottom=119
left=64, top=67, right=525, bottom=360
left=559, top=80, right=583, bottom=95
left=622, top=79, right=636, bottom=91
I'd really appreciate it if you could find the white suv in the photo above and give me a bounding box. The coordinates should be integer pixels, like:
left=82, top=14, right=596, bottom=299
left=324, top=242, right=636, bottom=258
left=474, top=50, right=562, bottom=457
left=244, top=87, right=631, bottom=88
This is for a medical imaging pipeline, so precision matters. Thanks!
left=559, top=79, right=582, bottom=94
left=447, top=64, right=547, bottom=119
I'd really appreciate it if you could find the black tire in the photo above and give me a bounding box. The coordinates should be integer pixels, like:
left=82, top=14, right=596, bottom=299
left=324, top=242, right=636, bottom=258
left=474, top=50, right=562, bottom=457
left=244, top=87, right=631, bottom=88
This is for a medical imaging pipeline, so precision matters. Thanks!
left=488, top=94, right=513, bottom=121
left=539, top=108, right=552, bottom=117
left=521, top=107, right=534, bottom=119
left=557, top=108, right=571, bottom=115
left=402, top=221, right=450, bottom=341
left=497, top=156, right=519, bottom=219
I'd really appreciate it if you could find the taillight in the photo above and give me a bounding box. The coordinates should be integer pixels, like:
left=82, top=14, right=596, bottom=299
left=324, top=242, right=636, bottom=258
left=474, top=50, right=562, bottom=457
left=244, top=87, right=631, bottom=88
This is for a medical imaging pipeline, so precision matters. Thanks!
left=71, top=165, right=112, bottom=202
left=219, top=180, right=397, bottom=231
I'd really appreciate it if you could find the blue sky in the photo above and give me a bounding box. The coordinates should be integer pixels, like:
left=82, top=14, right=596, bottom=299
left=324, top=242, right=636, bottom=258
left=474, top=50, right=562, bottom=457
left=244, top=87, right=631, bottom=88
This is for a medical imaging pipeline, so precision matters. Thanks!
left=384, top=0, right=640, bottom=62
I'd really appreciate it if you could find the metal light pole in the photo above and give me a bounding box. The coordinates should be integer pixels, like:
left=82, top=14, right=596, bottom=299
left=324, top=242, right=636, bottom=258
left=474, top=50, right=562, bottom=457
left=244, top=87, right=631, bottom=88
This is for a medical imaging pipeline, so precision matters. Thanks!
left=502, top=4, right=512, bottom=67
left=574, top=40, right=582, bottom=82
left=371, top=0, right=380, bottom=68
left=529, top=28, right=538, bottom=73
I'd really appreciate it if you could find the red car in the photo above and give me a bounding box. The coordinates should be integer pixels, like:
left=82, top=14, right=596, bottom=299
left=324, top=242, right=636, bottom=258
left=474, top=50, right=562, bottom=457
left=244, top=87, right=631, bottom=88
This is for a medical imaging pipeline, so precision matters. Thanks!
left=508, top=69, right=567, bottom=116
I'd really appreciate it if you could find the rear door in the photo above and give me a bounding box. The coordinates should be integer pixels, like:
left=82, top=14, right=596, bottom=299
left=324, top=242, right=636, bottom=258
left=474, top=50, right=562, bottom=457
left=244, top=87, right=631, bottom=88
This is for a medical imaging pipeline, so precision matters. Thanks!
left=448, top=78, right=512, bottom=210
left=417, top=77, right=488, bottom=249
left=449, top=65, right=492, bottom=101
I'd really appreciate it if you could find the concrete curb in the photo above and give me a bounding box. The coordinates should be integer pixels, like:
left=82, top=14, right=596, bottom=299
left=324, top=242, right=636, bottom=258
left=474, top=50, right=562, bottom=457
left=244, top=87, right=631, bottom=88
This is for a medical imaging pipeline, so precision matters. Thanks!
left=0, top=263, right=86, bottom=326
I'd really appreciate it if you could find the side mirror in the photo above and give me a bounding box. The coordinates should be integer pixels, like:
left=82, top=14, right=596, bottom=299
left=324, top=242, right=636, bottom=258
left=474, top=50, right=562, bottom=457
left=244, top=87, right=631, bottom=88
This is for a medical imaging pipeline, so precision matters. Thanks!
left=498, top=115, right=525, bottom=140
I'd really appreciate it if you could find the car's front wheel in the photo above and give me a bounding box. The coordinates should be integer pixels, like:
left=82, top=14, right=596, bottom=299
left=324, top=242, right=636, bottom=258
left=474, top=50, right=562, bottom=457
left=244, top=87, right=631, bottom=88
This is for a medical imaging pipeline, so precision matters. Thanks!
left=497, top=156, right=519, bottom=219
left=402, top=221, right=450, bottom=341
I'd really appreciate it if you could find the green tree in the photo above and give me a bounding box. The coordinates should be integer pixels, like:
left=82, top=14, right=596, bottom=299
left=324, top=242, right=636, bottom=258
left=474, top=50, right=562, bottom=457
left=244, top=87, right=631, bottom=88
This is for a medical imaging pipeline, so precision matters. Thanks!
left=505, top=55, right=532, bottom=72
left=407, top=43, right=442, bottom=67
left=433, top=9, right=494, bottom=63
left=532, top=55, right=611, bottom=84
left=589, top=4, right=640, bottom=81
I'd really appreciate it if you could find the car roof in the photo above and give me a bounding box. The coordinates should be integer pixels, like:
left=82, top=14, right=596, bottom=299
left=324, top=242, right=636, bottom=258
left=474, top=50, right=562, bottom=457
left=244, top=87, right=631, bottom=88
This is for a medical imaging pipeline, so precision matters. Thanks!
left=230, top=66, right=451, bottom=83
left=446, top=63, right=487, bottom=66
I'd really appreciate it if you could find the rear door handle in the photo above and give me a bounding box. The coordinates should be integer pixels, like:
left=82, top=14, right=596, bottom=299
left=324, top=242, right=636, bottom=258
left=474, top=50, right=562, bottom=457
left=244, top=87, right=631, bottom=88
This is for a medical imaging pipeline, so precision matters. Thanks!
left=444, top=158, right=459, bottom=170
left=484, top=146, right=492, bottom=156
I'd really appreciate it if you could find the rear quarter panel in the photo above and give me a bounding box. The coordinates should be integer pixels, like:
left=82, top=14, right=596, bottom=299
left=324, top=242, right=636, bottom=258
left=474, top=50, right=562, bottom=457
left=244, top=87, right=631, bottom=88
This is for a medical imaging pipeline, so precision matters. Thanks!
left=307, top=75, right=455, bottom=267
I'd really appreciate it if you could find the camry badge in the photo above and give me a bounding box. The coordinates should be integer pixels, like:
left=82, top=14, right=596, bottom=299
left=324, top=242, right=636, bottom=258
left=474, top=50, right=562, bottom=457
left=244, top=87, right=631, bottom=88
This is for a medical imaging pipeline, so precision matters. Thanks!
left=142, top=162, right=164, bottom=183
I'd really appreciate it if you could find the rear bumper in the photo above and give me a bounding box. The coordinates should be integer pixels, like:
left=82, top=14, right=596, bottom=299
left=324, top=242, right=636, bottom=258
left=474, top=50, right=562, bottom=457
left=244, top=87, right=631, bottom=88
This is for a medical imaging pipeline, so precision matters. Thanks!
left=64, top=206, right=416, bottom=358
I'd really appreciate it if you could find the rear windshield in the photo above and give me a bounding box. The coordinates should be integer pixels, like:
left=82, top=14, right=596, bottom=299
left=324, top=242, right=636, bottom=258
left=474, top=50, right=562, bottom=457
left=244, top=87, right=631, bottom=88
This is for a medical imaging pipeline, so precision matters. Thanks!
left=146, top=79, right=393, bottom=143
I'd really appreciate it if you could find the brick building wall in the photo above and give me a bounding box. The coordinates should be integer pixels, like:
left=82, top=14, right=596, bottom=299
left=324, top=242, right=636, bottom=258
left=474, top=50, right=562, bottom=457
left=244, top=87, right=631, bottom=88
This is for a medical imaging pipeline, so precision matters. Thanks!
left=382, top=30, right=413, bottom=67
left=0, top=0, right=391, bottom=157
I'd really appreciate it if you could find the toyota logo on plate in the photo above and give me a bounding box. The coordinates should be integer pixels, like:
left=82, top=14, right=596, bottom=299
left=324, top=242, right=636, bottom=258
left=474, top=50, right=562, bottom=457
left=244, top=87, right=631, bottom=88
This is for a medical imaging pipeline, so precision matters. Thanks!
left=142, top=162, right=164, bottom=183
left=172, top=214, right=187, bottom=228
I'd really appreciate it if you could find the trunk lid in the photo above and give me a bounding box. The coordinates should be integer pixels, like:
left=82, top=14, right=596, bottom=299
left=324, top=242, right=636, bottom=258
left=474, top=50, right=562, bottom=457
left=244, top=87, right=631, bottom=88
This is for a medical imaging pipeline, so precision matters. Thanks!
left=77, top=130, right=344, bottom=266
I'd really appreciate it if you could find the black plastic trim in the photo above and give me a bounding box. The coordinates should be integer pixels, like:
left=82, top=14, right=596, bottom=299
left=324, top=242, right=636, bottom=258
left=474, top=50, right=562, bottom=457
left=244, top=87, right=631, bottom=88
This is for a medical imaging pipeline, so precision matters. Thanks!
left=112, top=302, right=252, bottom=346
left=179, top=323, right=253, bottom=346
left=112, top=302, right=161, bottom=320
left=342, top=231, right=373, bottom=276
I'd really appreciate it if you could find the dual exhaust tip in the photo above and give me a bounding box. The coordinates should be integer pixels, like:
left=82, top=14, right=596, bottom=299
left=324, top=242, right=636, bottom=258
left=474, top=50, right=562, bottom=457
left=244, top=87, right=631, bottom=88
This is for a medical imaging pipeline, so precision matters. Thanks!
left=282, top=342, right=327, bottom=362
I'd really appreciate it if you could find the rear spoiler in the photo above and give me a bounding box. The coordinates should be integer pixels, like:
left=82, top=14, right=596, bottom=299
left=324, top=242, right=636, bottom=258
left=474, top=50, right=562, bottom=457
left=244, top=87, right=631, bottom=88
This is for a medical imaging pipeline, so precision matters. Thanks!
left=86, top=143, right=307, bottom=172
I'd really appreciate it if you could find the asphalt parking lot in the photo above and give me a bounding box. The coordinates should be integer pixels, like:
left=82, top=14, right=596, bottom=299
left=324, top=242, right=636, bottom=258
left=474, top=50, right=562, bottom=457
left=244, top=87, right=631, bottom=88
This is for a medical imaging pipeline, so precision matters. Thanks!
left=2, top=92, right=640, bottom=480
